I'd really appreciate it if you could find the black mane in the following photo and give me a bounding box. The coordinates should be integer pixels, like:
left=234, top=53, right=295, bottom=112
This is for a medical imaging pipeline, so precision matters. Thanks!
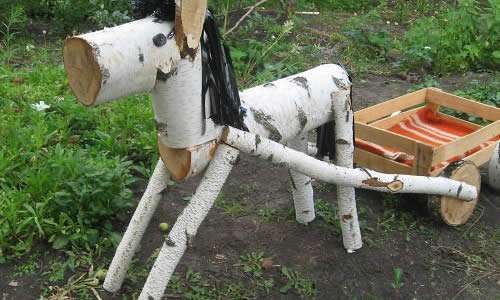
left=133, top=0, right=247, bottom=130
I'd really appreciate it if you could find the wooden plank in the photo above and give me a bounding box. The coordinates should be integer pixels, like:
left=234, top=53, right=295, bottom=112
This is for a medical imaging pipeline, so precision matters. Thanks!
left=371, top=106, right=424, bottom=129
left=429, top=143, right=497, bottom=176
left=355, top=88, right=427, bottom=123
left=463, top=142, right=498, bottom=167
left=429, top=166, right=446, bottom=177
left=355, top=122, right=432, bottom=155
left=413, top=142, right=434, bottom=175
left=426, top=88, right=500, bottom=121
left=431, top=121, right=500, bottom=165
left=426, top=102, right=440, bottom=113
left=354, top=148, right=413, bottom=175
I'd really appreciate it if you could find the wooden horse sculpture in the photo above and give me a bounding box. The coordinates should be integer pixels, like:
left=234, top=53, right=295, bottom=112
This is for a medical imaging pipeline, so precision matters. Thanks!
left=63, top=1, right=478, bottom=298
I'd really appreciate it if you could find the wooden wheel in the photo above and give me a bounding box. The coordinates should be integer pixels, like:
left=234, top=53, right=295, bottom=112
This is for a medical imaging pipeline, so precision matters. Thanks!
left=427, top=160, right=481, bottom=226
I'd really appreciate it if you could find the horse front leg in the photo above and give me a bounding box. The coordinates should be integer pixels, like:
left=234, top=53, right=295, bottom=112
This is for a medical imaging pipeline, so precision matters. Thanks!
left=138, top=144, right=239, bottom=300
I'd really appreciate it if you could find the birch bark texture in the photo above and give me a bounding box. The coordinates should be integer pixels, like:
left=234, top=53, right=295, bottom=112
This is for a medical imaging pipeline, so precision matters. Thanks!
left=139, top=145, right=239, bottom=300
left=223, top=127, right=478, bottom=201
left=241, top=64, right=352, bottom=143
left=152, top=48, right=220, bottom=149
left=287, top=133, right=315, bottom=224
left=331, top=88, right=362, bottom=251
left=488, top=142, right=500, bottom=191
left=103, top=160, right=169, bottom=292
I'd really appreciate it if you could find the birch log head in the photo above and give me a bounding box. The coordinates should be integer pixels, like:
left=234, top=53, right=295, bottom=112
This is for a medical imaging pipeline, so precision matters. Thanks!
left=63, top=17, right=179, bottom=106
left=175, top=0, right=207, bottom=58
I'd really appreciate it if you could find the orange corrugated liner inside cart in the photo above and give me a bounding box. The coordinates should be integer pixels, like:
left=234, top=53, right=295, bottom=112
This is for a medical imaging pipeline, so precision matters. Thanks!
left=356, top=108, right=500, bottom=171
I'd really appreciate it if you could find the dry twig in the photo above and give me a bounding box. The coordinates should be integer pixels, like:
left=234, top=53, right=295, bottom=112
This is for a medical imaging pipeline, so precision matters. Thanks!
left=223, top=0, right=269, bottom=37
left=451, top=270, right=499, bottom=300
left=461, top=205, right=484, bottom=238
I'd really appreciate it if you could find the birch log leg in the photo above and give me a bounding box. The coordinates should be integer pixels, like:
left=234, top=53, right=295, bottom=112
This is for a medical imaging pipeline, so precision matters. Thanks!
left=488, top=142, right=500, bottom=191
left=288, top=133, right=315, bottom=224
left=332, top=90, right=362, bottom=252
left=139, top=145, right=239, bottom=300
left=223, top=127, right=478, bottom=201
left=103, top=160, right=169, bottom=292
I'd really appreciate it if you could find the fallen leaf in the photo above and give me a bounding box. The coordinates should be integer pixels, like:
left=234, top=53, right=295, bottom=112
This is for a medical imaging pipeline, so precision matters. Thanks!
left=8, top=281, right=19, bottom=287
left=261, top=257, right=273, bottom=269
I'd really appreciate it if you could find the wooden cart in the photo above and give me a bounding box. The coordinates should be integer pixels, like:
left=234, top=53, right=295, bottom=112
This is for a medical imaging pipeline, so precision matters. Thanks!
left=354, top=87, right=500, bottom=225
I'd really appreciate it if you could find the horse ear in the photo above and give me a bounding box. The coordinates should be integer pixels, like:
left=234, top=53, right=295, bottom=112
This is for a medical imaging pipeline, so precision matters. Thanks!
left=175, top=0, right=207, bottom=58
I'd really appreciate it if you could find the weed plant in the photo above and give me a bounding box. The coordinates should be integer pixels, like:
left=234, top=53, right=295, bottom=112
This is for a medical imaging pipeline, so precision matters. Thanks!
left=400, top=0, right=500, bottom=73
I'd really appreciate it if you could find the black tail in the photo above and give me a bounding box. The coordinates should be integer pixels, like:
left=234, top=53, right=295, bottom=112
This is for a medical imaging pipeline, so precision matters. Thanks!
left=316, top=71, right=354, bottom=160
left=315, top=121, right=336, bottom=160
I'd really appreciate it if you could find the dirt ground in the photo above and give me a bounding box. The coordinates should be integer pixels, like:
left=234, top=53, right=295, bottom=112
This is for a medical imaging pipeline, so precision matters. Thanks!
left=2, top=74, right=499, bottom=299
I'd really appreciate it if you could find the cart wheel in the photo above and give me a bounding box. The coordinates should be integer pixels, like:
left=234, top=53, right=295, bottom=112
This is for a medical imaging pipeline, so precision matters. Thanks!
left=427, top=160, right=480, bottom=226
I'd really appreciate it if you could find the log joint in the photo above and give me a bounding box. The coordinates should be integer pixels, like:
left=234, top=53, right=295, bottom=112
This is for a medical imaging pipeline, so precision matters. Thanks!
left=361, top=177, right=404, bottom=192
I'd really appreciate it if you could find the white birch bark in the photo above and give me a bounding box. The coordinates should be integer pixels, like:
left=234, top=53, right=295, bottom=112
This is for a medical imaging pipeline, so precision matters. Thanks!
left=151, top=49, right=220, bottom=149
left=287, top=133, right=315, bottom=224
left=138, top=145, right=239, bottom=300
left=332, top=90, right=362, bottom=251
left=223, top=127, right=478, bottom=201
left=64, top=17, right=180, bottom=105
left=307, top=142, right=318, bottom=156
left=488, top=142, right=500, bottom=191
left=103, top=160, right=169, bottom=292
left=241, top=64, right=352, bottom=143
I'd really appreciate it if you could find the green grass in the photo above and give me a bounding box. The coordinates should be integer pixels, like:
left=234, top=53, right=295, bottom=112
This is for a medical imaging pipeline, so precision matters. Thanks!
left=314, top=198, right=341, bottom=234
left=280, top=266, right=316, bottom=297
left=215, top=193, right=248, bottom=217
left=375, top=194, right=436, bottom=241
left=0, top=44, right=158, bottom=259
left=151, top=251, right=316, bottom=299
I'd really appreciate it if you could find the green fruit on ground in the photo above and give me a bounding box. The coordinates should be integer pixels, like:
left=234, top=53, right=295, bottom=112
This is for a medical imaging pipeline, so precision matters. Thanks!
left=95, top=269, right=107, bottom=281
left=159, top=222, right=170, bottom=233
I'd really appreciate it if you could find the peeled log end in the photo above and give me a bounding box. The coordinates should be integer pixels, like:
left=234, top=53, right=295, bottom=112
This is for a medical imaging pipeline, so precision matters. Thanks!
left=63, top=37, right=101, bottom=106
left=427, top=161, right=480, bottom=226
left=158, top=138, right=218, bottom=181
left=176, top=0, right=207, bottom=57
left=158, top=141, right=191, bottom=181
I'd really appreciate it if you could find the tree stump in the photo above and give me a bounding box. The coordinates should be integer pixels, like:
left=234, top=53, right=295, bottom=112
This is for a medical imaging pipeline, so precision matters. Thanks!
left=427, top=160, right=480, bottom=226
